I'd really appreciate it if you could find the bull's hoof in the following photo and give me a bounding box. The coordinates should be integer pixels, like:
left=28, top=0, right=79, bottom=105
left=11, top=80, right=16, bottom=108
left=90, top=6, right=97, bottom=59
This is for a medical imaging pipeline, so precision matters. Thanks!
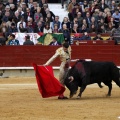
left=100, top=85, right=103, bottom=88
left=69, top=91, right=77, bottom=98
left=69, top=94, right=74, bottom=98
left=106, top=94, right=111, bottom=97
left=76, top=96, right=81, bottom=99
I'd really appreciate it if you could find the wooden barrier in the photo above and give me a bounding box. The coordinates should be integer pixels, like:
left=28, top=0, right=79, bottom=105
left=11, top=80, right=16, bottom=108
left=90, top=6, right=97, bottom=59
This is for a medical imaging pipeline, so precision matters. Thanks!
left=73, top=40, right=115, bottom=45
left=0, top=45, right=120, bottom=67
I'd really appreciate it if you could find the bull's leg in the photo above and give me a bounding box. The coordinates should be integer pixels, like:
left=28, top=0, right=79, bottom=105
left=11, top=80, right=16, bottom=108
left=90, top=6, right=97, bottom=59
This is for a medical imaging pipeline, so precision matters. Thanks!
left=77, top=85, right=86, bottom=98
left=113, top=79, right=120, bottom=87
left=98, top=82, right=103, bottom=88
left=103, top=82, right=112, bottom=96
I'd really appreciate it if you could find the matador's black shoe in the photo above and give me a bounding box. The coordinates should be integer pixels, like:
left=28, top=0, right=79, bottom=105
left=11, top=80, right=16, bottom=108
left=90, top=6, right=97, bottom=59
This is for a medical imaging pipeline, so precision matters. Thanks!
left=58, top=96, right=68, bottom=99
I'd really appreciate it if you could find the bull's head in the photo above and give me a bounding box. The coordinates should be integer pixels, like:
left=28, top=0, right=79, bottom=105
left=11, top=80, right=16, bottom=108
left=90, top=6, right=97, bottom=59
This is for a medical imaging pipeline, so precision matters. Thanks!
left=64, top=75, right=78, bottom=98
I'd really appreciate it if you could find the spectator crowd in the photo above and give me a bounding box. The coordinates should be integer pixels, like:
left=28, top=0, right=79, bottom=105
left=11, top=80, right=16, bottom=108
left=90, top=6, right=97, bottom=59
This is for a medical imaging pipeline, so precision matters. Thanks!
left=0, top=0, right=120, bottom=45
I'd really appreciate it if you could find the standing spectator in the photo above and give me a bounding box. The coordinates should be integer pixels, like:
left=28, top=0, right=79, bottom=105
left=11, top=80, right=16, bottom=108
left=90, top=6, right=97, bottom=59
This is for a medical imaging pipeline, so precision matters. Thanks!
left=67, top=0, right=76, bottom=21
left=61, top=0, right=64, bottom=9
left=60, top=24, right=71, bottom=44
left=7, top=34, right=20, bottom=45
left=81, top=0, right=89, bottom=17
left=23, top=35, right=34, bottom=45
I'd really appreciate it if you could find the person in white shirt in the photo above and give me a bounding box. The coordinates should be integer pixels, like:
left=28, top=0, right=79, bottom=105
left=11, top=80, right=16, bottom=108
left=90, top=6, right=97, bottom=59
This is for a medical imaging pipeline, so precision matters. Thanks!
left=43, top=23, right=52, bottom=33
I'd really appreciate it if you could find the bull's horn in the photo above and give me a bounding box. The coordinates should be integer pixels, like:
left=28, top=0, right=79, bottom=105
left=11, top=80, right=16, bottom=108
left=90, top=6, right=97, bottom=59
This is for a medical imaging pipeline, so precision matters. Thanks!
left=69, top=76, right=74, bottom=83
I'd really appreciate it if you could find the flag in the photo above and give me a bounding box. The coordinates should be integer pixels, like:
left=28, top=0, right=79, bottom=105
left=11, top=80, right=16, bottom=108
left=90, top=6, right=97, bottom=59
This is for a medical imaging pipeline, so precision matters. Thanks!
left=37, top=33, right=64, bottom=45
left=33, top=63, right=65, bottom=98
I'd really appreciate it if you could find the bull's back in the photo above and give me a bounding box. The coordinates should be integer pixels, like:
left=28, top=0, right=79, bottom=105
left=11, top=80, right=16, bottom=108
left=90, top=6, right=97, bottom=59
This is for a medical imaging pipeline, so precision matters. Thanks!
left=82, top=61, right=119, bottom=83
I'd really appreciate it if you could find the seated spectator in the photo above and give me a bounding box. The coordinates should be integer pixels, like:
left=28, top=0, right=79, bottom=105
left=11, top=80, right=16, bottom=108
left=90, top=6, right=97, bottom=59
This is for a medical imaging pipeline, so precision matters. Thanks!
left=34, top=7, right=43, bottom=23
left=43, top=23, right=52, bottom=33
left=34, top=21, right=44, bottom=33
left=52, top=24, right=59, bottom=33
left=0, top=32, right=6, bottom=45
left=23, top=35, right=34, bottom=45
left=80, top=32, right=91, bottom=40
left=52, top=16, right=61, bottom=31
left=49, top=37, right=61, bottom=45
left=76, top=12, right=83, bottom=27
left=93, top=33, right=103, bottom=40
left=45, top=8, right=55, bottom=22
left=106, top=22, right=114, bottom=34
left=73, top=33, right=81, bottom=40
left=112, top=9, right=120, bottom=28
left=71, top=23, right=79, bottom=33
left=17, top=16, right=26, bottom=32
left=79, top=24, right=88, bottom=33
left=71, top=17, right=79, bottom=29
left=89, top=24, right=97, bottom=33
left=18, top=22, right=28, bottom=33
left=7, top=23, right=18, bottom=36
left=106, top=35, right=114, bottom=40
left=61, top=17, right=71, bottom=30
left=7, top=34, right=20, bottom=45
left=98, top=0, right=108, bottom=12
left=26, top=21, right=34, bottom=33
left=2, top=11, right=11, bottom=22
left=0, top=21, right=8, bottom=37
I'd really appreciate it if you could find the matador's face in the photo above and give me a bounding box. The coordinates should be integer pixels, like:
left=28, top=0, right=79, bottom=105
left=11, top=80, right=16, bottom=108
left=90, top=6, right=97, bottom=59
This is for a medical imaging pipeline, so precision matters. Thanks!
left=63, top=47, right=68, bottom=52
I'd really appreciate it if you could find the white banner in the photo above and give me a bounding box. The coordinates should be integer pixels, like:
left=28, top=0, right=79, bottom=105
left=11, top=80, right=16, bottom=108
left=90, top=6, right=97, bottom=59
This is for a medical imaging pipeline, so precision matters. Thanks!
left=14, top=33, right=40, bottom=45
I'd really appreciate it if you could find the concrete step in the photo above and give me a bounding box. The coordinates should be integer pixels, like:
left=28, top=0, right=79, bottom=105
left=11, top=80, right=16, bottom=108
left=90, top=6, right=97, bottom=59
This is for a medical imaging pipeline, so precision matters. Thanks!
left=48, top=3, right=68, bottom=22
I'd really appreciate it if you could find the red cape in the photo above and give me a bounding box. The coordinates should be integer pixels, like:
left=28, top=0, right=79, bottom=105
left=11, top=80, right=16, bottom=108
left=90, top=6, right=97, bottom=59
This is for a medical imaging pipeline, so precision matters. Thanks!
left=33, top=63, right=65, bottom=98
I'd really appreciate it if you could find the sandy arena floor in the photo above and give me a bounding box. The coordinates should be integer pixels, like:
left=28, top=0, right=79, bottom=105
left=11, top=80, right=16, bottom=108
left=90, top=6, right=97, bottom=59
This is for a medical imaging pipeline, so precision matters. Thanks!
left=0, top=77, right=120, bottom=120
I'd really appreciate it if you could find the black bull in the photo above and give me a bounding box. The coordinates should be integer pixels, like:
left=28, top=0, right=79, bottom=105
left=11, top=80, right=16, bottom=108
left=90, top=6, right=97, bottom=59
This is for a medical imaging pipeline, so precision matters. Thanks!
left=64, top=60, right=120, bottom=98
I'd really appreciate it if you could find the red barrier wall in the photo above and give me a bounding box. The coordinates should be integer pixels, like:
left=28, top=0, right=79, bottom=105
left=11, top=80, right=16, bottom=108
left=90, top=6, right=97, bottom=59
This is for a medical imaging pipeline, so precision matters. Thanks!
left=0, top=45, right=120, bottom=67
